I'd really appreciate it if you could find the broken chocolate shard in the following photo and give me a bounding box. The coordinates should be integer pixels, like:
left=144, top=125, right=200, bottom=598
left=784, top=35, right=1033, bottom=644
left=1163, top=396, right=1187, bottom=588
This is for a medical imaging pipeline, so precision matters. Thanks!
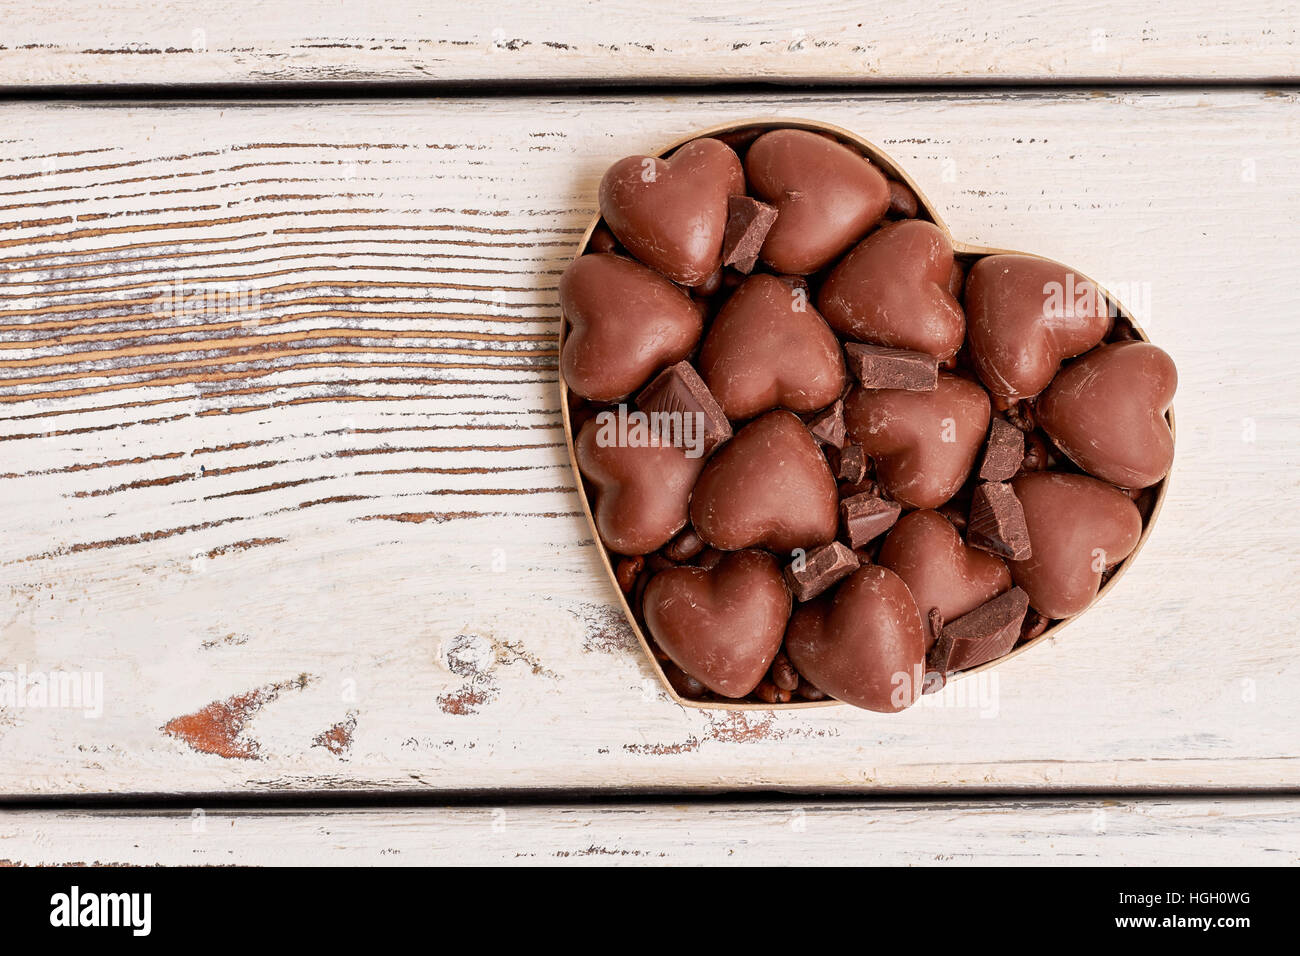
left=978, top=417, right=1025, bottom=482
left=807, top=398, right=847, bottom=448
left=835, top=443, right=868, bottom=484
left=844, top=342, right=939, bottom=391
left=840, top=492, right=902, bottom=549
left=783, top=541, right=860, bottom=602
left=635, top=361, right=733, bottom=455
left=968, top=482, right=1032, bottom=561
left=722, top=195, right=778, bottom=274
left=927, top=586, right=1029, bottom=678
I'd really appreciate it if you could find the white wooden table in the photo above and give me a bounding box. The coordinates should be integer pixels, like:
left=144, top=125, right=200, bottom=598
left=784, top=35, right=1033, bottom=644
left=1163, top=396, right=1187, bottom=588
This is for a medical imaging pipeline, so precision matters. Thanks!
left=1, top=1, right=1298, bottom=866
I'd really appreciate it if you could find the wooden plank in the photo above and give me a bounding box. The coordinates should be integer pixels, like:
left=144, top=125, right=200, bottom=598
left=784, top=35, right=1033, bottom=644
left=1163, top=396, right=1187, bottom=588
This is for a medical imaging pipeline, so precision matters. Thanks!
left=0, top=90, right=1297, bottom=795
left=2, top=2, right=1297, bottom=87
left=2, top=797, right=1297, bottom=865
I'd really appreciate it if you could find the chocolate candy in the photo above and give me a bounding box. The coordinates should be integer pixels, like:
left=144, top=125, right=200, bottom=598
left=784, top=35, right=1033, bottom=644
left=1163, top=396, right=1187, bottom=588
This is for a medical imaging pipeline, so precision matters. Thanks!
left=599, top=137, right=745, bottom=286
left=844, top=342, right=939, bottom=391
left=784, top=565, right=927, bottom=713
left=636, top=361, right=732, bottom=456
left=560, top=253, right=702, bottom=402
left=978, top=418, right=1025, bottom=482
left=745, top=129, right=890, bottom=274
left=807, top=399, right=847, bottom=448
left=690, top=410, right=839, bottom=552
left=722, top=195, right=779, bottom=274
left=575, top=416, right=705, bottom=556
left=1037, top=341, right=1177, bottom=488
left=643, top=550, right=791, bottom=697
left=878, top=509, right=1012, bottom=649
left=834, top=444, right=868, bottom=483
left=843, top=373, right=991, bottom=509
left=887, top=180, right=919, bottom=219
left=784, top=541, right=860, bottom=602
left=964, top=255, right=1113, bottom=399
left=968, top=482, right=1032, bottom=561
left=698, top=274, right=847, bottom=419
left=1009, top=472, right=1143, bottom=618
left=927, top=586, right=1030, bottom=679
left=820, top=220, right=966, bottom=360
left=840, top=492, right=902, bottom=549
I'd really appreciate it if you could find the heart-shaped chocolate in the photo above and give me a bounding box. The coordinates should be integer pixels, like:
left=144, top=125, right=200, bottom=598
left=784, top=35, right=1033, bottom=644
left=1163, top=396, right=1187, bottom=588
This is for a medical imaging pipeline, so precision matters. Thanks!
left=599, top=137, right=745, bottom=286
left=575, top=416, right=705, bottom=556
left=1037, top=341, right=1177, bottom=488
left=690, top=410, right=839, bottom=553
left=698, top=274, right=846, bottom=419
left=878, top=509, right=1012, bottom=648
left=784, top=565, right=926, bottom=713
left=843, top=373, right=991, bottom=509
left=745, top=129, right=890, bottom=275
left=643, top=549, right=791, bottom=698
left=819, top=220, right=966, bottom=360
left=560, top=253, right=703, bottom=402
left=1010, top=471, right=1143, bottom=618
left=964, top=255, right=1114, bottom=399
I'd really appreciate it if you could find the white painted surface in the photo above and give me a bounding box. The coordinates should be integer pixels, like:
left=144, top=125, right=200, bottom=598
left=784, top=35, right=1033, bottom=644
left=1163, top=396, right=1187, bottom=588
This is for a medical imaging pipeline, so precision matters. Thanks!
left=1, top=1, right=1297, bottom=87
left=0, top=90, right=1297, bottom=795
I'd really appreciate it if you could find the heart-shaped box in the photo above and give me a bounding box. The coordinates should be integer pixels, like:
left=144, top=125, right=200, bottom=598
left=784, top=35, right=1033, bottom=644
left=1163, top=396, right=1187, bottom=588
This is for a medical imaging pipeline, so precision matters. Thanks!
left=559, top=118, right=1174, bottom=711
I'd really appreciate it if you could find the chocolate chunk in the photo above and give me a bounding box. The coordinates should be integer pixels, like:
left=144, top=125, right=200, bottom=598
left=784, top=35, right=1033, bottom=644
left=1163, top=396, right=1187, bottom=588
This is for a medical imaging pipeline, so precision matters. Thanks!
left=722, top=195, right=778, bottom=274
left=844, top=343, right=939, bottom=391
left=968, top=482, right=1032, bottom=560
left=636, top=361, right=732, bottom=456
left=807, top=398, right=847, bottom=448
left=783, top=541, right=860, bottom=602
left=835, top=444, right=868, bottom=484
left=663, top=527, right=705, bottom=563
left=978, top=418, right=1025, bottom=482
left=927, top=587, right=1030, bottom=678
left=887, top=180, right=919, bottom=219
left=840, top=493, right=902, bottom=549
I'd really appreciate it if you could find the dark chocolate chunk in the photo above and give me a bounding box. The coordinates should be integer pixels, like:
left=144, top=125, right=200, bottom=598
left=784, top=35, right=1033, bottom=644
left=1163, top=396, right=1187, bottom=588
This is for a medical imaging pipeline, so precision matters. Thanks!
left=807, top=398, right=847, bottom=448
left=968, top=482, right=1032, bottom=561
left=840, top=493, right=902, bottom=549
left=783, top=541, right=860, bottom=602
left=722, top=195, right=778, bottom=274
left=835, top=444, right=868, bottom=484
left=844, top=342, right=939, bottom=391
left=636, top=361, right=732, bottom=456
left=927, top=587, right=1030, bottom=678
left=978, top=417, right=1025, bottom=482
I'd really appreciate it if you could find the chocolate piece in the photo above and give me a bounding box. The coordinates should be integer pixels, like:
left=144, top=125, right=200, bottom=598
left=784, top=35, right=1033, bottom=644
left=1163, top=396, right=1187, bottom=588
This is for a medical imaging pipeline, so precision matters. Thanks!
left=615, top=555, right=644, bottom=593
left=807, top=399, right=847, bottom=448
left=887, top=179, right=919, bottom=219
left=663, top=661, right=706, bottom=698
left=722, top=195, right=779, bottom=274
left=588, top=223, right=619, bottom=255
left=755, top=679, right=792, bottom=704
left=820, top=220, right=965, bottom=360
left=947, top=259, right=966, bottom=299
left=844, top=342, right=939, bottom=391
left=968, top=482, right=1032, bottom=561
left=784, top=541, right=860, bottom=602
left=796, top=678, right=826, bottom=701
left=698, top=274, right=847, bottom=420
left=978, top=418, right=1025, bottom=482
left=835, top=444, right=867, bottom=483
left=1037, top=341, right=1177, bottom=488
left=840, top=492, right=902, bottom=549
left=663, top=527, right=705, bottom=563
left=636, top=361, right=732, bottom=456
left=927, top=587, right=1030, bottom=678
left=770, top=651, right=800, bottom=692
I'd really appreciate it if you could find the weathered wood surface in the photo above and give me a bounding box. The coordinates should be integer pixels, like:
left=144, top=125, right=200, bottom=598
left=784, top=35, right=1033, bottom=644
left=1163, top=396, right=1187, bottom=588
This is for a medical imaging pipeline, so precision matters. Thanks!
left=3, top=798, right=1298, bottom=865
left=0, top=90, right=1297, bottom=795
left=1, top=1, right=1297, bottom=87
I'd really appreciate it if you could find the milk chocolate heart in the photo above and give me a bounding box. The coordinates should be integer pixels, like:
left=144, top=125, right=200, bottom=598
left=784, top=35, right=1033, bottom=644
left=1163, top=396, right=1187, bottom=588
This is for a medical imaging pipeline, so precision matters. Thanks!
left=878, top=509, right=1012, bottom=649
left=698, top=274, right=846, bottom=419
left=560, top=253, right=703, bottom=402
left=643, top=550, right=791, bottom=698
left=1010, top=472, right=1142, bottom=618
left=745, top=129, right=890, bottom=275
left=1038, top=341, right=1177, bottom=489
left=964, top=255, right=1114, bottom=399
left=843, top=373, right=991, bottom=509
left=599, top=137, right=745, bottom=286
left=575, top=416, right=705, bottom=556
left=819, top=220, right=966, bottom=360
left=690, top=410, right=839, bottom=553
left=784, top=565, right=926, bottom=713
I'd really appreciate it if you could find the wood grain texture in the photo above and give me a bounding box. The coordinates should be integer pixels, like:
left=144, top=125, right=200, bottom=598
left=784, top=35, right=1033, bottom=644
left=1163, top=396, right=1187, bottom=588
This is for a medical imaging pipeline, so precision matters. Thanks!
left=3, top=798, right=1298, bottom=865
left=1, top=90, right=1298, bottom=795
left=1, top=1, right=1297, bottom=87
